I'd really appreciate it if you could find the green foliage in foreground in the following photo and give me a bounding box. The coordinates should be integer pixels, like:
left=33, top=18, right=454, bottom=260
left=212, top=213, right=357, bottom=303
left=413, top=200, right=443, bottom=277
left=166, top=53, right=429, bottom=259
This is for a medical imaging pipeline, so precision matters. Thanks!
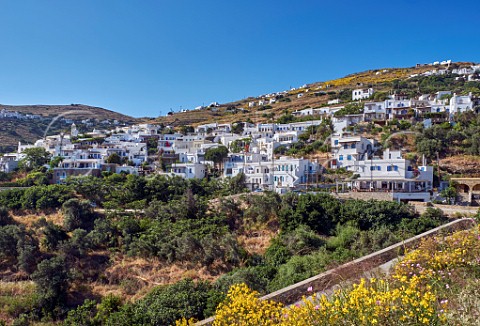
left=0, top=171, right=451, bottom=325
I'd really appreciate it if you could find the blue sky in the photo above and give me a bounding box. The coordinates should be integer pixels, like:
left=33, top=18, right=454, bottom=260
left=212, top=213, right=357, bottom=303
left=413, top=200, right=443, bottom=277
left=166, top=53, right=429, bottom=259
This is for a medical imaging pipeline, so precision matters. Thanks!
left=0, top=0, right=479, bottom=118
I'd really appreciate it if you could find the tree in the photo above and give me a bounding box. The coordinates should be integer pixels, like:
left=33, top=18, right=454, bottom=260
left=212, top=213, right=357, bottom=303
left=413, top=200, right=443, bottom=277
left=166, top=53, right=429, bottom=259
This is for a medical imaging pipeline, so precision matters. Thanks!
left=50, top=156, right=64, bottom=168
left=32, top=256, right=69, bottom=315
left=62, top=199, right=97, bottom=232
left=228, top=172, right=247, bottom=195
left=334, top=102, right=364, bottom=117
left=440, top=185, right=458, bottom=205
left=128, top=279, right=214, bottom=325
left=179, top=125, right=194, bottom=135
left=19, top=147, right=51, bottom=171
left=416, top=138, right=442, bottom=160
left=231, top=122, right=244, bottom=135
left=42, top=222, right=68, bottom=250
left=106, top=153, right=122, bottom=164
left=204, top=146, right=228, bottom=172
left=0, top=206, right=14, bottom=226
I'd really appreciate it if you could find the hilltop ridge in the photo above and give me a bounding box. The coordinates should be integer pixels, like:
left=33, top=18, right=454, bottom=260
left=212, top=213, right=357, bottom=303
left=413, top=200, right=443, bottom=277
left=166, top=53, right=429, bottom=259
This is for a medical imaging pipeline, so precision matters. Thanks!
left=0, top=104, right=137, bottom=152
left=152, top=61, right=477, bottom=127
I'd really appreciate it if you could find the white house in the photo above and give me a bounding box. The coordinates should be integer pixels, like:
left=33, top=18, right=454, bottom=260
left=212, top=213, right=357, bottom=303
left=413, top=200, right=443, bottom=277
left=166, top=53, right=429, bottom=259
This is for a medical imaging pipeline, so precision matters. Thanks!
left=331, top=135, right=375, bottom=170
left=168, top=162, right=206, bottom=179
left=363, top=102, right=386, bottom=122
left=449, top=93, right=473, bottom=114
left=350, top=149, right=434, bottom=202
left=352, top=88, right=374, bottom=101
left=328, top=99, right=341, bottom=105
left=0, top=154, right=19, bottom=173
left=272, top=157, right=321, bottom=193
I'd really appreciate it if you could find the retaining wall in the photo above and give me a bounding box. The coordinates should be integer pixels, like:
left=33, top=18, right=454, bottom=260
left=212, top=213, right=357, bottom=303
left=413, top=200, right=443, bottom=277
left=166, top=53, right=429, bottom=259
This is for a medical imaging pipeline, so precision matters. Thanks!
left=334, top=192, right=393, bottom=201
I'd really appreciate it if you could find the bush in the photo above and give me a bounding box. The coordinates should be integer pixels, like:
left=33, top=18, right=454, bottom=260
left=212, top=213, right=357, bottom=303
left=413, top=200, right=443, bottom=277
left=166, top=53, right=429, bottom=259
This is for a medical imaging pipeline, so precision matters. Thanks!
left=32, top=256, right=69, bottom=316
left=62, top=199, right=97, bottom=232
left=267, top=248, right=333, bottom=292
left=0, top=206, right=15, bottom=226
left=122, top=279, right=214, bottom=325
left=42, top=222, right=68, bottom=251
left=215, top=265, right=277, bottom=295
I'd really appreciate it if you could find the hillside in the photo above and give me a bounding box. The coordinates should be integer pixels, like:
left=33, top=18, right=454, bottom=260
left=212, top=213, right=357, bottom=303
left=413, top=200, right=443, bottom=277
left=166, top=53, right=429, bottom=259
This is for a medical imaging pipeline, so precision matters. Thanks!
left=0, top=104, right=137, bottom=152
left=151, top=61, right=477, bottom=127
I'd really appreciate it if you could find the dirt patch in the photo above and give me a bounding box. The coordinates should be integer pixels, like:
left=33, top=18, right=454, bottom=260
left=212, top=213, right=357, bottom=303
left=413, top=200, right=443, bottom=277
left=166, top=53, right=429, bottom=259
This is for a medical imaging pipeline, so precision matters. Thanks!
left=440, top=155, right=480, bottom=176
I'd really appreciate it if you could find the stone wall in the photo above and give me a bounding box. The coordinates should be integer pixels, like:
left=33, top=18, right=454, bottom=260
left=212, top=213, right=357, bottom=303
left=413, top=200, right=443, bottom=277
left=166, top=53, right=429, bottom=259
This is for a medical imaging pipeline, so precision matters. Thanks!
left=334, top=191, right=393, bottom=201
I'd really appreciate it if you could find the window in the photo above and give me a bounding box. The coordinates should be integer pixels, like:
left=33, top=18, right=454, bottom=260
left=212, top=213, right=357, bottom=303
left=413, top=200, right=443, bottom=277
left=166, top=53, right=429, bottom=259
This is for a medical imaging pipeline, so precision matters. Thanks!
left=394, top=165, right=398, bottom=171
left=347, top=155, right=352, bottom=160
left=387, top=166, right=392, bottom=171
left=339, top=155, right=344, bottom=161
left=334, top=140, right=339, bottom=145
left=377, top=166, right=381, bottom=171
left=370, top=166, right=375, bottom=171
left=351, top=144, right=356, bottom=149
left=344, top=144, right=348, bottom=149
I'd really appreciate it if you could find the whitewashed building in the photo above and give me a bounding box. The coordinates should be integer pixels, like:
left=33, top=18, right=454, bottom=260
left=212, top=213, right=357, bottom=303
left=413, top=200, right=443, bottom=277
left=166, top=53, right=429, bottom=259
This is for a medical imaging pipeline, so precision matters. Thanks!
left=352, top=88, right=374, bottom=101
left=331, top=135, right=375, bottom=170
left=350, top=149, right=434, bottom=202
left=449, top=93, right=473, bottom=114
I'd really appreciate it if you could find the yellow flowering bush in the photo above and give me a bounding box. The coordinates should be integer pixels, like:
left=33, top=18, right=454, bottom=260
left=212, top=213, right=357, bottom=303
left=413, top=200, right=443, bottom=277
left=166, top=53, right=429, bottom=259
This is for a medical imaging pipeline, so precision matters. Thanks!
left=393, top=227, right=480, bottom=287
left=212, top=283, right=284, bottom=326
left=178, top=225, right=480, bottom=325
left=289, top=277, right=441, bottom=325
left=210, top=277, right=443, bottom=325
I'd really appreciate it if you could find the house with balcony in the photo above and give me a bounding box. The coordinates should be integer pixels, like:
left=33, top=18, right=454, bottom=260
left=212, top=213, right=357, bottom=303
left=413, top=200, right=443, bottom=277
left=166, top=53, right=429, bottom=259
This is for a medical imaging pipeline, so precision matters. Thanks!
left=167, top=162, right=207, bottom=179
left=352, top=88, right=374, bottom=101
left=384, top=94, right=412, bottom=120
left=331, top=135, right=375, bottom=170
left=449, top=93, right=473, bottom=114
left=272, top=157, right=321, bottom=193
left=52, top=157, right=104, bottom=184
left=0, top=154, right=19, bottom=173
left=349, top=149, right=433, bottom=202
left=363, top=102, right=386, bottom=123
left=195, top=123, right=231, bottom=134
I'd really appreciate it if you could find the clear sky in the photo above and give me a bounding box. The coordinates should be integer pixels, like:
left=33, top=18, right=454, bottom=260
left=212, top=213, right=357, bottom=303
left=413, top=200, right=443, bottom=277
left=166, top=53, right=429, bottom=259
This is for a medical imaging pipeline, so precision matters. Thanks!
left=1, top=0, right=479, bottom=118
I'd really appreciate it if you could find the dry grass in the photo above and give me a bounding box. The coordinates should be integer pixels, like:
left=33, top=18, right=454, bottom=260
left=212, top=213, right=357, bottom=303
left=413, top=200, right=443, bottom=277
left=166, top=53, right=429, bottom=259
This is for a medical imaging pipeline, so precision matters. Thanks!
left=91, top=255, right=225, bottom=302
left=0, top=281, right=37, bottom=323
left=237, top=229, right=276, bottom=256
left=440, top=155, right=480, bottom=176
left=11, top=210, right=64, bottom=228
left=0, top=281, right=36, bottom=297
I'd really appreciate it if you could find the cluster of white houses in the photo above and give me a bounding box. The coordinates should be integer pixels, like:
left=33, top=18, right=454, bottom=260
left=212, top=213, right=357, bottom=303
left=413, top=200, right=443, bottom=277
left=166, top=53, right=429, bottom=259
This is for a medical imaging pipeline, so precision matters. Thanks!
left=0, top=109, right=41, bottom=120
left=293, top=91, right=479, bottom=126
left=4, top=86, right=480, bottom=202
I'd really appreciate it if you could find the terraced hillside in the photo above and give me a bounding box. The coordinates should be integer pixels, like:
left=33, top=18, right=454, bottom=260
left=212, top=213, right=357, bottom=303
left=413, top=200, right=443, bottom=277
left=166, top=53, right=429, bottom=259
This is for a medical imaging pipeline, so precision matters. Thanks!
left=152, top=62, right=476, bottom=128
